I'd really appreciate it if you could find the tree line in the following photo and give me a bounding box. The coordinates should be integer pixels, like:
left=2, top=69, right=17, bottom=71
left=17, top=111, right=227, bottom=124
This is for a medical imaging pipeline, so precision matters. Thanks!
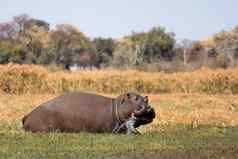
left=0, top=14, right=237, bottom=71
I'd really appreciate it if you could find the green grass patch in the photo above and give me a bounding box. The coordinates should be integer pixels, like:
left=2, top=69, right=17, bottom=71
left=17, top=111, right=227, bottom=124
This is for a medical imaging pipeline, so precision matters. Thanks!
left=0, top=123, right=238, bottom=159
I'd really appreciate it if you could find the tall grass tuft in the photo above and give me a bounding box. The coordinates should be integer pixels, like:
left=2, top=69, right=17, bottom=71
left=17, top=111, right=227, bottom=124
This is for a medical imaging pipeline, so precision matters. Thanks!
left=1, top=64, right=238, bottom=94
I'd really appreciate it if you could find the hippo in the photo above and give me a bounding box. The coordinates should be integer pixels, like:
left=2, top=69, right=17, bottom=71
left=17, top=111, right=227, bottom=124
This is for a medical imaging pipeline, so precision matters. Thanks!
left=22, top=91, right=155, bottom=134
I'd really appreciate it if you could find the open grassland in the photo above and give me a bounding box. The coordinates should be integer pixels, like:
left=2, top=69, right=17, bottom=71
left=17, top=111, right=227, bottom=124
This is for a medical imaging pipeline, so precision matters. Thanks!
left=0, top=93, right=238, bottom=159
left=1, top=64, right=238, bottom=94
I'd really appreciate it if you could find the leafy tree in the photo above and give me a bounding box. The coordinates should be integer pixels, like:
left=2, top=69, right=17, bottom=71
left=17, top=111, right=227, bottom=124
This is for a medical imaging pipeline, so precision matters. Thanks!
left=0, top=14, right=51, bottom=64
left=0, top=50, right=10, bottom=63
left=16, top=17, right=50, bottom=64
left=123, top=26, right=176, bottom=63
left=92, top=37, right=115, bottom=67
left=213, top=27, right=238, bottom=66
left=50, top=24, right=95, bottom=66
left=112, top=39, right=143, bottom=67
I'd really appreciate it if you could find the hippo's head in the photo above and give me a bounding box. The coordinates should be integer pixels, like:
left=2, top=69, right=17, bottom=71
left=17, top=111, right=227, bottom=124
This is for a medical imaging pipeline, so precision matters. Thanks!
left=115, top=92, right=151, bottom=121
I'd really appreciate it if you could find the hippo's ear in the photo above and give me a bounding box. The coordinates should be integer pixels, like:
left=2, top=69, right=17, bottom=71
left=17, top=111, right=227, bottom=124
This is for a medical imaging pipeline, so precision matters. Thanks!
left=120, top=93, right=130, bottom=105
left=120, top=98, right=125, bottom=104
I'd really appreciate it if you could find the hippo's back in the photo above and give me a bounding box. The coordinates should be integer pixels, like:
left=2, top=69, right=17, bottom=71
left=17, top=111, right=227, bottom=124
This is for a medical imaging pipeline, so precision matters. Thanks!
left=42, top=92, right=111, bottom=112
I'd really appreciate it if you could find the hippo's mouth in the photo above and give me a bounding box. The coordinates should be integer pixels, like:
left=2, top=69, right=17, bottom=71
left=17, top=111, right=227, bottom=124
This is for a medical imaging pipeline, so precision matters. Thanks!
left=113, top=105, right=155, bottom=134
left=134, top=104, right=151, bottom=116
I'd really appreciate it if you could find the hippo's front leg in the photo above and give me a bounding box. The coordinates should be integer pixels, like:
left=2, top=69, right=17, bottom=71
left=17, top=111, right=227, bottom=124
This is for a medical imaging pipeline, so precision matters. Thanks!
left=125, top=117, right=141, bottom=135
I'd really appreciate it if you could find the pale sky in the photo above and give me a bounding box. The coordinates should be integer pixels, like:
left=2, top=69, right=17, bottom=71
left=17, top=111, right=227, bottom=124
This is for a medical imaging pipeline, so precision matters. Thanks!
left=0, top=0, right=237, bottom=40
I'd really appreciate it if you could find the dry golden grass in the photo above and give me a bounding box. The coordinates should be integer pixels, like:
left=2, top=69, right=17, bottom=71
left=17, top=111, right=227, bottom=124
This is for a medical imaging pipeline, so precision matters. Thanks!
left=1, top=93, right=238, bottom=132
left=1, top=64, right=238, bottom=94
left=148, top=94, right=238, bottom=129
